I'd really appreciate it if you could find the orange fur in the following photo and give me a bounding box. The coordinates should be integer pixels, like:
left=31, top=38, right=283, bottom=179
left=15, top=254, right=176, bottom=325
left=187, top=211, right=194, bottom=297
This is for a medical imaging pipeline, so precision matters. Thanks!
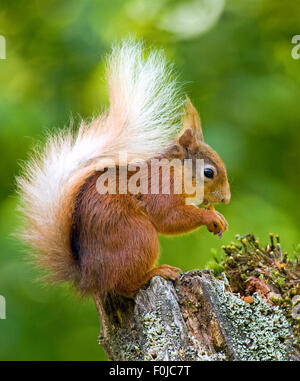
left=70, top=101, right=230, bottom=297
left=17, top=41, right=230, bottom=298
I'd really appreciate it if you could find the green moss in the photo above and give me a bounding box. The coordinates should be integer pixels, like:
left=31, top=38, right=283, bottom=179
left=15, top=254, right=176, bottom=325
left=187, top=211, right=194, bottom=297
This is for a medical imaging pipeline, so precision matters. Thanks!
left=207, top=233, right=300, bottom=342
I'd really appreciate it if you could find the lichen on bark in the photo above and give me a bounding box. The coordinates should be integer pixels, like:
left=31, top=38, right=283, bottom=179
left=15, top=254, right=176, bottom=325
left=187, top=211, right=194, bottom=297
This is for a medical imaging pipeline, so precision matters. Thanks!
left=95, top=265, right=299, bottom=360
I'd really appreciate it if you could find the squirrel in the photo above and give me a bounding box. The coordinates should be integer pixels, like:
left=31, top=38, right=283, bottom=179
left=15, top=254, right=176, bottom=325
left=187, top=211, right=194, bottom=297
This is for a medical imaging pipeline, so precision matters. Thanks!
left=17, top=40, right=231, bottom=298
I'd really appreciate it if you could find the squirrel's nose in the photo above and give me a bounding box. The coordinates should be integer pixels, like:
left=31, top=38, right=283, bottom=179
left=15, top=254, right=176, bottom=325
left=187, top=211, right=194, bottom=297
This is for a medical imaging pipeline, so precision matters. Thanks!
left=222, top=195, right=231, bottom=204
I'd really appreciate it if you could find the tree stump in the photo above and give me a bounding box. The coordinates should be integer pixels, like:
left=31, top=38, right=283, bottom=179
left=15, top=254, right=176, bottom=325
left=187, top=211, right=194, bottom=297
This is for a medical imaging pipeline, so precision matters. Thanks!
left=94, top=270, right=299, bottom=361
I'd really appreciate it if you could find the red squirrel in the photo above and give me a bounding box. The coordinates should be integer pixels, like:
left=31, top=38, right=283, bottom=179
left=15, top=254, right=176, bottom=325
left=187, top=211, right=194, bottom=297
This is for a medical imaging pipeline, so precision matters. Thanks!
left=17, top=40, right=231, bottom=298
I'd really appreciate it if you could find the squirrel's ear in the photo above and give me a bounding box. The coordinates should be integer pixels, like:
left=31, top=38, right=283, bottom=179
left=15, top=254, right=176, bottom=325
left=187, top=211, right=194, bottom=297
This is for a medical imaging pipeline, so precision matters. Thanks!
left=181, top=98, right=204, bottom=143
left=178, top=127, right=194, bottom=148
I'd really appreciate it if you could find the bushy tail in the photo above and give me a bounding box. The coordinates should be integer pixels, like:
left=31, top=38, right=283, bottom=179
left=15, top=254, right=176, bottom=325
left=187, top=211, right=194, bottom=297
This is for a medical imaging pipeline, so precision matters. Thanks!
left=16, top=39, right=185, bottom=286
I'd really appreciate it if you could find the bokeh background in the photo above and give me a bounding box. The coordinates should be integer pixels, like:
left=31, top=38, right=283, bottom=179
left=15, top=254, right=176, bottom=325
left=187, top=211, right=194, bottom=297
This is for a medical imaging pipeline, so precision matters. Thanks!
left=0, top=0, right=299, bottom=360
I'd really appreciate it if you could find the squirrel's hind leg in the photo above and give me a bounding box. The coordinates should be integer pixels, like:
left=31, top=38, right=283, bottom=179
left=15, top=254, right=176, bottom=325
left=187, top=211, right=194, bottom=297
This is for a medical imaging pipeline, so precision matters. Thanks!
left=111, top=216, right=181, bottom=297
left=116, top=265, right=181, bottom=298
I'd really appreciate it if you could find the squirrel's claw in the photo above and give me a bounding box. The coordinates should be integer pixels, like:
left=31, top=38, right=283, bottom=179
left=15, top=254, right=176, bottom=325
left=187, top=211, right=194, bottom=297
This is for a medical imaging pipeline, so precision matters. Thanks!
left=205, top=205, right=228, bottom=236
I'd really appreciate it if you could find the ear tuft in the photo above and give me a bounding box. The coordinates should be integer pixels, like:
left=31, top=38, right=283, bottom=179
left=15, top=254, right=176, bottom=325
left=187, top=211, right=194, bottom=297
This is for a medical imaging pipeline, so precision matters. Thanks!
left=182, top=98, right=204, bottom=142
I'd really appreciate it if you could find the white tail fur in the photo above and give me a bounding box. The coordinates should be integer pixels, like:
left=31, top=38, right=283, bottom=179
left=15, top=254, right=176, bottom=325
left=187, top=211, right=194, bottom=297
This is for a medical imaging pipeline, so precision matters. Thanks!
left=17, top=39, right=185, bottom=283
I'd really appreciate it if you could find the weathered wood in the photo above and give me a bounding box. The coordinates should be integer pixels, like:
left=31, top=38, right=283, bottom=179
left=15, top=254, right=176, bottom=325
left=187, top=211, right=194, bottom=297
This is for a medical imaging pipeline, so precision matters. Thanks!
left=94, top=270, right=299, bottom=361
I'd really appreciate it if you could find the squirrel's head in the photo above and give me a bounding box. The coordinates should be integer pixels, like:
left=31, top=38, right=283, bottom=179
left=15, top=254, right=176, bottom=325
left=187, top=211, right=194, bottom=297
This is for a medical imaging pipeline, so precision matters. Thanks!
left=176, top=99, right=231, bottom=206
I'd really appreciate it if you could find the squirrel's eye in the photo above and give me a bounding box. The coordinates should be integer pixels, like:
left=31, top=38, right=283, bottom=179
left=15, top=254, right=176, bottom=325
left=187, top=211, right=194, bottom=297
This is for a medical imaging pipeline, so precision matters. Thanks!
left=204, top=168, right=214, bottom=179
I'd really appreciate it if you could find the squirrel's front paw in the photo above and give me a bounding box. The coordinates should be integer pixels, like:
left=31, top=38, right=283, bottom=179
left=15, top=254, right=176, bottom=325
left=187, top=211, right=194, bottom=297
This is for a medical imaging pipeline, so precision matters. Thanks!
left=205, top=208, right=228, bottom=236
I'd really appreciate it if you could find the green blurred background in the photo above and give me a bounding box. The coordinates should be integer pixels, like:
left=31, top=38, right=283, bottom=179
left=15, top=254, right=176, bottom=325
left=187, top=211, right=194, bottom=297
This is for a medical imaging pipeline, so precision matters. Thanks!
left=0, top=0, right=299, bottom=360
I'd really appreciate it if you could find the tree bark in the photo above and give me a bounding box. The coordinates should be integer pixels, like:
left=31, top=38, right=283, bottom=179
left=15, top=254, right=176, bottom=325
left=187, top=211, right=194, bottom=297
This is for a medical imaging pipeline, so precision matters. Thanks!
left=94, top=270, right=299, bottom=361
